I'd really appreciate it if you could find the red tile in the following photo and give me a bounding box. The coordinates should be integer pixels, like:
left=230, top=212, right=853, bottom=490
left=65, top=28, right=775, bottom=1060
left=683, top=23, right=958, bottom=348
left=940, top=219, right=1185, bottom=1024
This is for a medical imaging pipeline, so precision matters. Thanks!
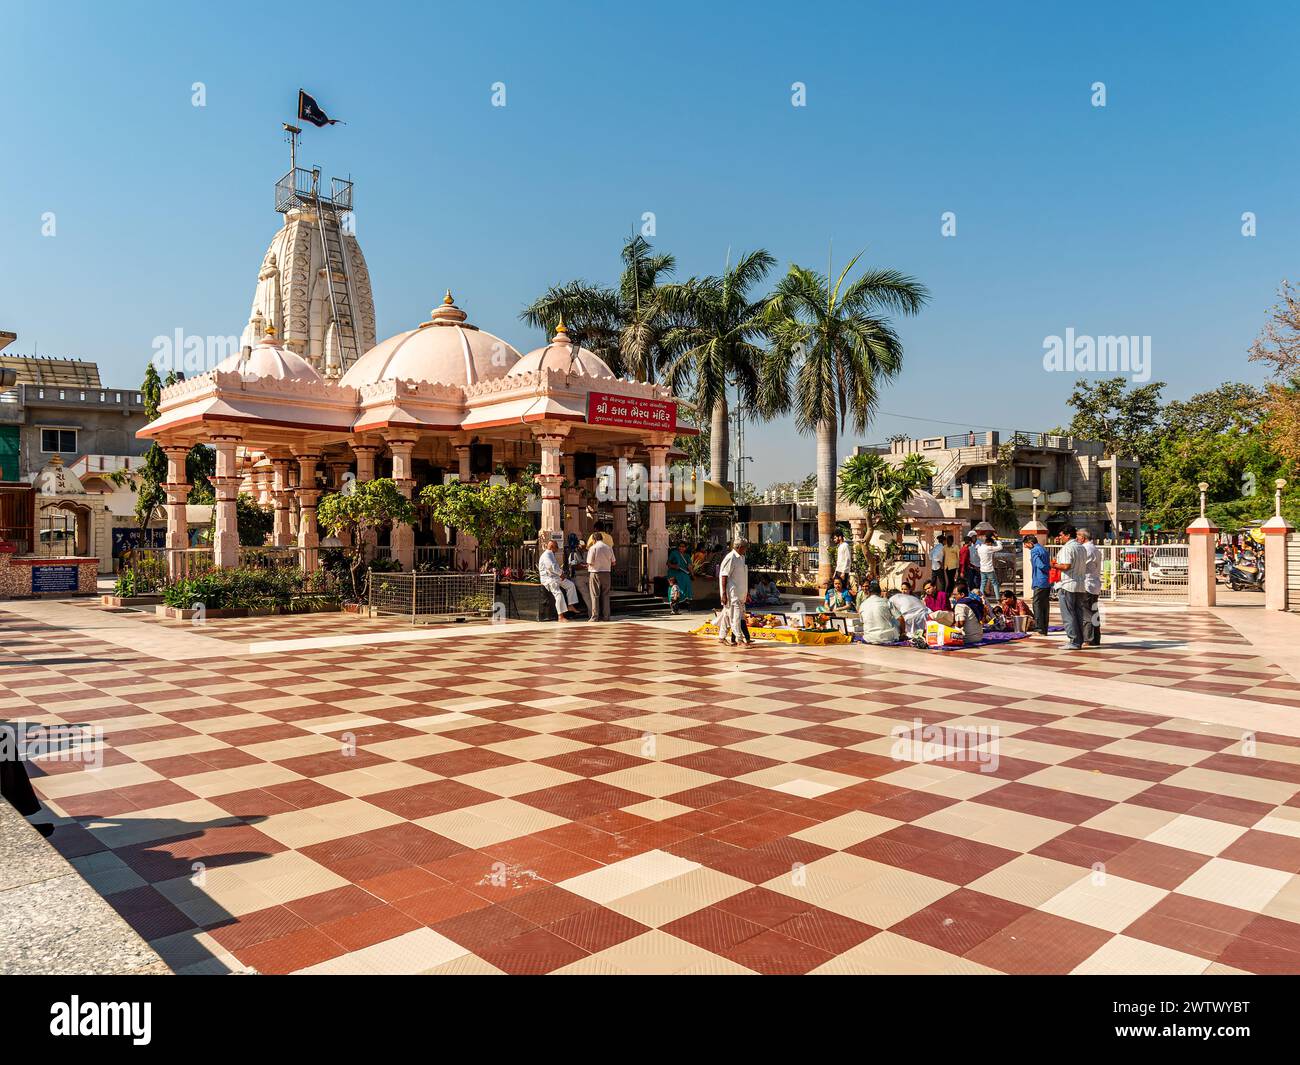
left=891, top=889, right=1031, bottom=955
left=285, top=885, right=385, bottom=925
left=234, top=926, right=347, bottom=975
left=967, top=910, right=1114, bottom=973
left=720, top=928, right=834, bottom=974
left=318, top=905, right=422, bottom=952
left=662, top=907, right=767, bottom=951
left=396, top=883, right=491, bottom=926
left=546, top=907, right=648, bottom=953
left=477, top=926, right=590, bottom=975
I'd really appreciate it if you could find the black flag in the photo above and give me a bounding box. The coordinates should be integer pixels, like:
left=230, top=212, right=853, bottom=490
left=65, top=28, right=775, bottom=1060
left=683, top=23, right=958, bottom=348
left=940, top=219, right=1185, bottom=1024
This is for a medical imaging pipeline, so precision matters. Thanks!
left=298, top=90, right=342, bottom=127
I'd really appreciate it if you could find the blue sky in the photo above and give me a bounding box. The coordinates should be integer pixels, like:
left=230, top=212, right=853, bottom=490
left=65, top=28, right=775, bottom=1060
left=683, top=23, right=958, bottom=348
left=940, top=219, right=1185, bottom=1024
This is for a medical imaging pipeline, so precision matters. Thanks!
left=2, top=0, right=1296, bottom=483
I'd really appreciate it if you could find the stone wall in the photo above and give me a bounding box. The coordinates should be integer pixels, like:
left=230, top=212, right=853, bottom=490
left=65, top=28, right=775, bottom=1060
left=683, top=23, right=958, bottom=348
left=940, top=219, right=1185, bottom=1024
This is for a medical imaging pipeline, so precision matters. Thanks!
left=0, top=548, right=99, bottom=597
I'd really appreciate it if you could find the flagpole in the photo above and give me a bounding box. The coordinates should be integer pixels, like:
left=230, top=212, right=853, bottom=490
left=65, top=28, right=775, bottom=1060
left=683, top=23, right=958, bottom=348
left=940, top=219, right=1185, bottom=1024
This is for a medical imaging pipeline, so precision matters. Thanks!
left=283, top=122, right=301, bottom=175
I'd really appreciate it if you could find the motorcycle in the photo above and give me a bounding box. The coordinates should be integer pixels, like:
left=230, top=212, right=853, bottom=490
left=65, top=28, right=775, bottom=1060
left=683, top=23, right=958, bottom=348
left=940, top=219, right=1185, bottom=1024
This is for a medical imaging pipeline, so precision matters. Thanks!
left=1226, top=559, right=1265, bottom=592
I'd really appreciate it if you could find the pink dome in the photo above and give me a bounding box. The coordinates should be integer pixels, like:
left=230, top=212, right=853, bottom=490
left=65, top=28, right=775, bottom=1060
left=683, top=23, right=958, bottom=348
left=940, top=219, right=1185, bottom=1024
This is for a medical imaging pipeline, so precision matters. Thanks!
left=341, top=293, right=520, bottom=388
left=508, top=322, right=615, bottom=379
left=216, top=329, right=322, bottom=382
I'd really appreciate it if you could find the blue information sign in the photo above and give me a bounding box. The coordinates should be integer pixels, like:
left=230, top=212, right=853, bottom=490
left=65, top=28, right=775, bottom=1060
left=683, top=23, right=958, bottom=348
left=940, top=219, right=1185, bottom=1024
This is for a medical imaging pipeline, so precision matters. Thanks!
left=31, top=565, right=80, bottom=593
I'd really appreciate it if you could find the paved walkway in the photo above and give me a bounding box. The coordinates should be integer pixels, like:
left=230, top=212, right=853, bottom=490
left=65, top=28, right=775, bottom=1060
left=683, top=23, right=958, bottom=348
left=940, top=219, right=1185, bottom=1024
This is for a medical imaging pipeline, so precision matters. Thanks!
left=4, top=598, right=1300, bottom=974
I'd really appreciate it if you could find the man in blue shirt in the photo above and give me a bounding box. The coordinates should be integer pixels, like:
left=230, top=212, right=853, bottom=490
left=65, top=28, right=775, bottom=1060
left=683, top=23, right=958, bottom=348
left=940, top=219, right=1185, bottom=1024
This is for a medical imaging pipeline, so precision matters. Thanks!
left=1025, top=535, right=1051, bottom=635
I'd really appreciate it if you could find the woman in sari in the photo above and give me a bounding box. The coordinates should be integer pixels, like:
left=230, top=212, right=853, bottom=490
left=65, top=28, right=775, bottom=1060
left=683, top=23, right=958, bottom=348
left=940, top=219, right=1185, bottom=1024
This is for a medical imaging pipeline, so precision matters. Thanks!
left=668, top=541, right=693, bottom=601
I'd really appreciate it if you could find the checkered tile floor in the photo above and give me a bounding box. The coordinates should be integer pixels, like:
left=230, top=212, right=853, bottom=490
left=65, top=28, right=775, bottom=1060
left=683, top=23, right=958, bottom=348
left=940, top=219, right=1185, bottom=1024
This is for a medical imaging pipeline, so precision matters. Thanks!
left=5, top=606, right=1300, bottom=975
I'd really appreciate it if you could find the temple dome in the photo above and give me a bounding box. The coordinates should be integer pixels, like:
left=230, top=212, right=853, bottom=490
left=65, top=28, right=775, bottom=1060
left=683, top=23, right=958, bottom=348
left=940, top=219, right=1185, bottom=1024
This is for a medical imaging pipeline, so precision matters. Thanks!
left=901, top=490, right=945, bottom=520
left=508, top=321, right=615, bottom=379
left=216, top=324, right=322, bottom=382
left=341, top=293, right=520, bottom=388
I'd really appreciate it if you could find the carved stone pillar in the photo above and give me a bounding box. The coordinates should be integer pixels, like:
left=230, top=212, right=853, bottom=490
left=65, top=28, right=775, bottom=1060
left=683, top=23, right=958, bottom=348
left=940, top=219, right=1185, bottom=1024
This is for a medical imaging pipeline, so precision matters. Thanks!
left=161, top=444, right=191, bottom=580
left=533, top=427, right=568, bottom=543
left=453, top=441, right=478, bottom=570
left=271, top=457, right=293, bottom=548
left=211, top=435, right=242, bottom=568
left=295, top=452, right=322, bottom=573
left=387, top=437, right=416, bottom=571
left=562, top=454, right=581, bottom=540
left=612, top=447, right=636, bottom=556
left=647, top=440, right=671, bottom=579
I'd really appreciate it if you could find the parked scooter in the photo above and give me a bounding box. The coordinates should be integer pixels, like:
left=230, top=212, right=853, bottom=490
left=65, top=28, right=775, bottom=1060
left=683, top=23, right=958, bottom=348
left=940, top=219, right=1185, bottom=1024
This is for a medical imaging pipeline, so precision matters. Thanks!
left=1226, top=558, right=1265, bottom=591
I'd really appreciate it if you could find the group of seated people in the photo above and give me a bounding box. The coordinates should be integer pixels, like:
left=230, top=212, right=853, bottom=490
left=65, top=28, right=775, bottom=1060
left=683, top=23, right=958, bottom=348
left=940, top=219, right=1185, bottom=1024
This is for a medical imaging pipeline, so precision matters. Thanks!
left=856, top=577, right=1033, bottom=646
left=745, top=578, right=782, bottom=607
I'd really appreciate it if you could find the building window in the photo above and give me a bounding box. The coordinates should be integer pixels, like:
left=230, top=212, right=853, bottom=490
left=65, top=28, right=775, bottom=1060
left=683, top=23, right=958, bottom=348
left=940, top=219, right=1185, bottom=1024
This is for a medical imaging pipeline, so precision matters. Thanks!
left=41, top=428, right=77, bottom=453
left=1013, top=465, right=1043, bottom=490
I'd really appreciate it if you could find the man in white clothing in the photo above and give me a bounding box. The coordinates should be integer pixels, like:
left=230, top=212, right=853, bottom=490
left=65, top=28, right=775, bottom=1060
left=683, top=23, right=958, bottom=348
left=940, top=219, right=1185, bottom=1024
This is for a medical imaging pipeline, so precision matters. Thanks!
left=888, top=581, right=930, bottom=637
left=717, top=539, right=751, bottom=646
left=833, top=532, right=852, bottom=586
left=538, top=537, right=583, bottom=621
left=586, top=534, right=615, bottom=621
left=1078, top=528, right=1103, bottom=646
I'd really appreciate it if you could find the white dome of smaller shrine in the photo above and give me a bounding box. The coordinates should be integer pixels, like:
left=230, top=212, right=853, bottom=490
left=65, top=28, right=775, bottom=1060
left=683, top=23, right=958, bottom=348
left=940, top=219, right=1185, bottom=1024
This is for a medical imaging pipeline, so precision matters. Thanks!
left=508, top=320, right=615, bottom=379
left=216, top=322, right=322, bottom=382
left=33, top=455, right=87, bottom=496
left=902, top=490, right=945, bottom=520
left=341, top=292, right=521, bottom=388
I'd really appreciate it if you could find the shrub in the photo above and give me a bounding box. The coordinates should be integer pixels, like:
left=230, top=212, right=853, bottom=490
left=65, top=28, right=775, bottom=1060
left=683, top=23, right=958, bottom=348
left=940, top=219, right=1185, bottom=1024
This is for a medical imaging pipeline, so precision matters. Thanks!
left=159, top=566, right=339, bottom=612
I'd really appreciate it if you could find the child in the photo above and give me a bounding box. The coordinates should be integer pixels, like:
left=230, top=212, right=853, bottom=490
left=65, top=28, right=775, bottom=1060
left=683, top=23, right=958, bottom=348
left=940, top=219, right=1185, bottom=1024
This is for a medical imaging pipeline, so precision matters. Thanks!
left=668, top=576, right=685, bottom=614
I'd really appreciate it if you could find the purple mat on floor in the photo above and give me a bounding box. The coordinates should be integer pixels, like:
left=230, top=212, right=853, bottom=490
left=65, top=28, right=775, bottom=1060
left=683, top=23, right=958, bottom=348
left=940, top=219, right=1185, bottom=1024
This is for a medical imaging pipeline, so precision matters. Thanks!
left=858, top=629, right=1036, bottom=650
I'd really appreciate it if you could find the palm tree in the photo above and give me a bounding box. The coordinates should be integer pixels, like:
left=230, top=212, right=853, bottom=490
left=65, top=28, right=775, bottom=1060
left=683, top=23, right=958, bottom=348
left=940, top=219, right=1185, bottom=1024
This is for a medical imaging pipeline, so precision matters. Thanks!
left=759, top=252, right=929, bottom=585
left=839, top=451, right=934, bottom=577
left=659, top=249, right=775, bottom=486
left=520, top=235, right=677, bottom=382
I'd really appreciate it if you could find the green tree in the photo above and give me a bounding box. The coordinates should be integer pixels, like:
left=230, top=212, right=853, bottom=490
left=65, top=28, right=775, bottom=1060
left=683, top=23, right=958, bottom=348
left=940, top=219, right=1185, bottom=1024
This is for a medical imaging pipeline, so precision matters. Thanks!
left=759, top=253, right=929, bottom=584
left=419, top=479, right=536, bottom=573
left=113, top=363, right=215, bottom=533
left=235, top=494, right=274, bottom=546
left=1064, top=376, right=1166, bottom=461
left=317, top=479, right=417, bottom=598
left=837, top=452, right=934, bottom=576
left=659, top=249, right=775, bottom=485
left=520, top=235, right=678, bottom=382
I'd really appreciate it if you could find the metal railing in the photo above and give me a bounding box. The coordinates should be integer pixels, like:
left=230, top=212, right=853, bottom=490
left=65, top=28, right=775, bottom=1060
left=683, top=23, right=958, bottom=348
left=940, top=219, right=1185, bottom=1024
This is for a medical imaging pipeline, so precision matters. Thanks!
left=1045, top=542, right=1189, bottom=601
left=414, top=545, right=459, bottom=571
left=275, top=168, right=353, bottom=213
left=115, top=546, right=215, bottom=593
left=367, top=571, right=496, bottom=622
left=239, top=546, right=301, bottom=570
left=612, top=544, right=648, bottom=592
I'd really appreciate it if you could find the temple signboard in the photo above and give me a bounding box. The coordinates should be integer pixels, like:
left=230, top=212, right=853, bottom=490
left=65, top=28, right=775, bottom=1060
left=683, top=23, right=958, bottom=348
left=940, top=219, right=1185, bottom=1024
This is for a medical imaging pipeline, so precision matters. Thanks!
left=587, top=392, right=677, bottom=432
left=30, top=564, right=80, bottom=593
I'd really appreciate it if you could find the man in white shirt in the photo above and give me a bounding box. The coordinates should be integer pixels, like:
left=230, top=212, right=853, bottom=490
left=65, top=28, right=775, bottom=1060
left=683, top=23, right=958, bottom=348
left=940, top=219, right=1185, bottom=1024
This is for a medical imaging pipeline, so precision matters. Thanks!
left=888, top=581, right=930, bottom=638
left=1053, top=527, right=1087, bottom=650
left=976, top=533, right=1000, bottom=600
left=585, top=533, right=615, bottom=622
left=929, top=537, right=946, bottom=592
left=538, top=537, right=583, bottom=621
left=717, top=539, right=751, bottom=646
left=860, top=580, right=903, bottom=644
left=1078, top=528, right=1103, bottom=646
left=834, top=533, right=852, bottom=586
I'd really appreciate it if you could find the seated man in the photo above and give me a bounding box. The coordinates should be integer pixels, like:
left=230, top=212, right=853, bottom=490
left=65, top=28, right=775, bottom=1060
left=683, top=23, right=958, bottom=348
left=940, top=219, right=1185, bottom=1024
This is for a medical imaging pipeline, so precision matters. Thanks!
left=538, top=537, right=584, bottom=621
left=888, top=581, right=930, bottom=637
left=950, top=581, right=985, bottom=644
left=758, top=578, right=782, bottom=604
left=859, top=580, right=903, bottom=644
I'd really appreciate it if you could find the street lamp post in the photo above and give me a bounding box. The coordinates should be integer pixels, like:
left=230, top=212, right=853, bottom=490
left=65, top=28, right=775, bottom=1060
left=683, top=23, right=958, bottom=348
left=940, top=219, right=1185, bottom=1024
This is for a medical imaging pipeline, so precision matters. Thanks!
left=1198, top=481, right=1209, bottom=520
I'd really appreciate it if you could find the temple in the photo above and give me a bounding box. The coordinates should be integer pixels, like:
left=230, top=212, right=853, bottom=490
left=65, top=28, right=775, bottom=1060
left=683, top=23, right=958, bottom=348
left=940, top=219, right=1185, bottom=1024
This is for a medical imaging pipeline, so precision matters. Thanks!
left=137, top=165, right=695, bottom=585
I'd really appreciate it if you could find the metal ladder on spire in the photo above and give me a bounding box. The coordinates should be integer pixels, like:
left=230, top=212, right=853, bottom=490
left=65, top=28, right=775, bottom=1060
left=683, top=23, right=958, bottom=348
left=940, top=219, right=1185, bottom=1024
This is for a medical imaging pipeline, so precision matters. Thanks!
left=310, top=176, right=361, bottom=374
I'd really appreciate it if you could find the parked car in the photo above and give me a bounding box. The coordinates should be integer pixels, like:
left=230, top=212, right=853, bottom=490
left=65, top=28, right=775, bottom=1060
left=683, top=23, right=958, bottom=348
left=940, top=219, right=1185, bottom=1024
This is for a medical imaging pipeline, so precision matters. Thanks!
left=1147, top=547, right=1189, bottom=584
